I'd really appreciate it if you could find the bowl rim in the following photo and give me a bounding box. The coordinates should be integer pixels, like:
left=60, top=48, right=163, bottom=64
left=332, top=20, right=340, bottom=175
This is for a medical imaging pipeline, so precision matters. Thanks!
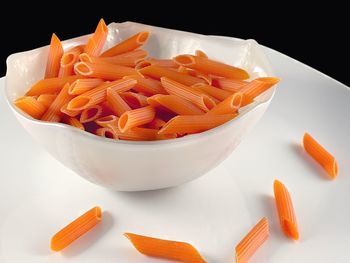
left=4, top=25, right=276, bottom=147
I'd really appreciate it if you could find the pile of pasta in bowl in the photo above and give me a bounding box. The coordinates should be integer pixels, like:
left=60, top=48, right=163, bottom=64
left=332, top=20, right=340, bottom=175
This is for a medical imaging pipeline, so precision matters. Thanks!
left=15, top=19, right=279, bottom=141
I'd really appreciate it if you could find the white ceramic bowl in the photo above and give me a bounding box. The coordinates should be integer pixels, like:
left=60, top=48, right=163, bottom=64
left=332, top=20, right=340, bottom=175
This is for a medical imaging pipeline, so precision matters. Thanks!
left=4, top=22, right=275, bottom=191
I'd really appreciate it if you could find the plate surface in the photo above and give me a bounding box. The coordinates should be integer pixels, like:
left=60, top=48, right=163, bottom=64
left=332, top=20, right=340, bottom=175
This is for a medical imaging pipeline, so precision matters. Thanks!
left=0, top=44, right=349, bottom=262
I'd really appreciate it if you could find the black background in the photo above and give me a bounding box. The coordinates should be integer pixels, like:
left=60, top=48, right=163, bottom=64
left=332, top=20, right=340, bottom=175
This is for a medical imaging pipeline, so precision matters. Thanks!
left=1, top=4, right=348, bottom=86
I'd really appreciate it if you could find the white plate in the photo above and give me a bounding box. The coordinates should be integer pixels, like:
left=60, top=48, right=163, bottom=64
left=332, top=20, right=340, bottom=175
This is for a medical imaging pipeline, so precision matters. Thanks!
left=0, top=43, right=349, bottom=262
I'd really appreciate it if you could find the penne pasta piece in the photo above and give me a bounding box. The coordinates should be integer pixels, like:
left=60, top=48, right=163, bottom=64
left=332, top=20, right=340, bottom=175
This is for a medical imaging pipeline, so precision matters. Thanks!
left=68, top=78, right=104, bottom=95
left=235, top=217, right=269, bottom=263
left=135, top=60, right=152, bottom=70
left=146, top=58, right=178, bottom=68
left=192, top=83, right=232, bottom=101
left=26, top=75, right=80, bottom=96
left=240, top=77, right=280, bottom=106
left=124, top=75, right=167, bottom=95
left=174, top=55, right=249, bottom=80
left=37, top=94, right=57, bottom=108
left=124, top=233, right=206, bottom=262
left=109, top=125, right=175, bottom=140
left=118, top=106, right=156, bottom=132
left=51, top=207, right=102, bottom=252
left=274, top=180, right=299, bottom=240
left=147, top=94, right=204, bottom=115
left=303, top=133, right=338, bottom=178
left=84, top=19, right=108, bottom=56
left=68, top=78, right=136, bottom=110
left=160, top=77, right=216, bottom=112
left=120, top=92, right=148, bottom=109
left=147, top=117, right=166, bottom=129
left=195, top=50, right=208, bottom=59
left=101, top=31, right=150, bottom=57
left=95, top=127, right=118, bottom=139
left=139, top=65, right=206, bottom=86
left=59, top=45, right=84, bottom=77
left=61, top=102, right=81, bottom=117
left=74, top=61, right=137, bottom=80
left=45, top=33, right=64, bottom=78
left=79, top=52, right=143, bottom=68
left=113, top=49, right=148, bottom=59
left=62, top=116, right=85, bottom=130
left=212, top=78, right=247, bottom=92
left=106, top=88, right=131, bottom=116
left=95, top=114, right=119, bottom=127
left=206, top=92, right=243, bottom=115
left=80, top=105, right=103, bottom=123
left=14, top=96, right=47, bottom=119
left=41, top=83, right=73, bottom=122
left=158, top=114, right=237, bottom=135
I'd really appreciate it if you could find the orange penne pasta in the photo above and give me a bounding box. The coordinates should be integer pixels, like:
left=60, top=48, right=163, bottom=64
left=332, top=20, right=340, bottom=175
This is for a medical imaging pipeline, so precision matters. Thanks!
left=192, top=83, right=232, bottom=101
left=178, top=67, right=212, bottom=85
left=135, top=60, right=152, bottom=70
left=174, top=55, right=249, bottom=80
left=68, top=78, right=104, bottom=95
left=45, top=33, right=64, bottom=78
left=61, top=102, right=81, bottom=117
left=37, top=94, right=57, bottom=108
left=212, top=78, right=247, bottom=92
left=114, top=49, right=148, bottom=59
left=79, top=52, right=143, bottom=68
left=101, top=31, right=150, bottom=57
left=240, top=77, right=280, bottom=106
left=124, top=75, right=166, bottom=95
left=195, top=50, right=208, bottom=59
left=14, top=96, right=47, bottom=119
left=95, top=114, right=119, bottom=127
left=146, top=58, right=178, bottom=68
left=41, top=83, right=73, bottom=122
left=118, top=106, right=156, bottom=132
left=84, top=19, right=108, bottom=56
left=74, top=61, right=137, bottom=80
left=207, top=92, right=243, bottom=115
left=158, top=114, right=237, bottom=135
left=120, top=92, right=148, bottom=108
left=147, top=94, right=204, bottom=115
left=80, top=105, right=103, bottom=123
left=106, top=88, right=131, bottom=116
left=139, top=65, right=206, bottom=86
left=274, top=180, right=299, bottom=240
left=63, top=116, right=85, bottom=130
left=303, top=133, right=338, bottom=178
left=160, top=77, right=216, bottom=112
left=147, top=117, right=166, bottom=129
left=95, top=127, right=118, bottom=139
left=68, top=78, right=136, bottom=110
left=109, top=125, right=175, bottom=140
left=124, top=233, right=206, bottom=262
left=59, top=45, right=84, bottom=77
left=26, top=75, right=80, bottom=96
left=235, top=217, right=269, bottom=263
left=51, top=206, right=102, bottom=252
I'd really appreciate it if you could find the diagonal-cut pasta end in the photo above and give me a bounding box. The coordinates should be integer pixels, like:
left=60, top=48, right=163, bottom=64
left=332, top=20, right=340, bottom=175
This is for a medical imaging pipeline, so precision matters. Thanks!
left=136, top=31, right=150, bottom=45
left=231, top=92, right=243, bottom=110
left=74, top=62, right=93, bottom=76
left=79, top=53, right=93, bottom=63
left=326, top=159, right=338, bottom=179
left=97, top=18, right=108, bottom=34
left=283, top=219, right=299, bottom=240
left=173, top=55, right=195, bottom=66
